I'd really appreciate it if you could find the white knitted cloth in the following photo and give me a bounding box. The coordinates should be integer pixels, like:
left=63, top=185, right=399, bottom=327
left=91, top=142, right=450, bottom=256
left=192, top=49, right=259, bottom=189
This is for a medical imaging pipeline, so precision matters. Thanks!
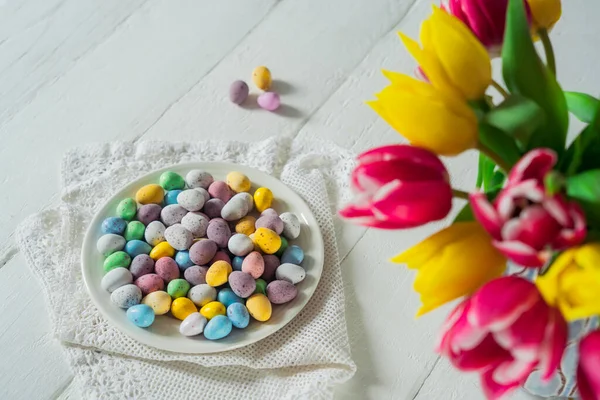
left=16, top=137, right=357, bottom=399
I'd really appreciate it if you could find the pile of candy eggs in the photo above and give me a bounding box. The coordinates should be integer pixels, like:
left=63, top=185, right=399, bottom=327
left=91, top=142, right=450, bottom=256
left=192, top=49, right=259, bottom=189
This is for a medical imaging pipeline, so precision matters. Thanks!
left=229, top=66, right=281, bottom=111
left=97, top=169, right=306, bottom=341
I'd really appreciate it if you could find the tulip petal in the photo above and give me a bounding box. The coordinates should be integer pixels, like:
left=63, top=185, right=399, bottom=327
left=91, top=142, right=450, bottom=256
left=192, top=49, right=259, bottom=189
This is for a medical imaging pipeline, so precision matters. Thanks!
left=507, top=148, right=557, bottom=186
left=537, top=307, right=567, bottom=381
left=501, top=205, right=561, bottom=251
left=492, top=358, right=537, bottom=385
left=481, top=368, right=521, bottom=400
left=578, top=363, right=597, bottom=400
left=493, top=299, right=548, bottom=353
left=358, top=144, right=448, bottom=176
left=493, top=240, right=548, bottom=267
left=552, top=202, right=587, bottom=249
left=452, top=335, right=512, bottom=371
left=578, top=332, right=600, bottom=400
left=469, top=192, right=503, bottom=240
left=494, top=180, right=545, bottom=220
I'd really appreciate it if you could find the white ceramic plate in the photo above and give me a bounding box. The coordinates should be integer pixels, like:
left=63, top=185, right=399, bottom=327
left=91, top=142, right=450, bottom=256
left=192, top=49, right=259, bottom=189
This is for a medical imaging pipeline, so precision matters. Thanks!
left=81, top=162, right=324, bottom=354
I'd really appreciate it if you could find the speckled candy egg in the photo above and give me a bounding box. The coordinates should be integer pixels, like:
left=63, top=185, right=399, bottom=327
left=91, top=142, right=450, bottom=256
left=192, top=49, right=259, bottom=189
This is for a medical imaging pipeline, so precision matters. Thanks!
left=275, top=236, right=288, bottom=258
left=164, top=189, right=182, bottom=205
left=276, top=263, right=306, bottom=284
left=228, top=234, right=254, bottom=257
left=235, top=216, right=256, bottom=235
left=208, top=181, right=233, bottom=203
left=187, top=284, right=217, bottom=307
left=228, top=271, right=256, bottom=298
left=101, top=267, right=133, bottom=293
left=129, top=254, right=154, bottom=279
left=203, top=198, right=226, bottom=219
left=141, top=290, right=172, bottom=315
left=184, top=266, right=209, bottom=286
left=220, top=196, right=249, bottom=221
left=124, top=240, right=152, bottom=258
left=227, top=303, right=250, bottom=329
left=126, top=304, right=155, bottom=328
left=254, top=278, right=267, bottom=295
left=218, top=288, right=244, bottom=308
left=261, top=254, right=280, bottom=281
left=280, top=212, right=301, bottom=239
left=211, top=250, right=231, bottom=265
left=207, top=218, right=231, bottom=248
left=254, top=227, right=281, bottom=254
left=253, top=187, right=273, bottom=213
left=175, top=250, right=195, bottom=270
left=281, top=245, right=304, bottom=265
left=257, top=92, right=280, bottom=111
left=229, top=80, right=249, bottom=104
left=116, top=198, right=137, bottom=221
left=154, top=257, right=179, bottom=282
left=255, top=215, right=284, bottom=235
left=144, top=221, right=166, bottom=246
left=171, top=297, right=197, bottom=321
left=246, top=293, right=272, bottom=322
left=124, top=221, right=146, bottom=241
left=177, top=189, right=205, bottom=212
left=232, top=256, right=244, bottom=271
left=185, top=169, right=214, bottom=189
left=135, top=184, right=164, bottom=205
left=200, top=301, right=226, bottom=320
left=134, top=273, right=165, bottom=296
left=206, top=261, right=232, bottom=287
left=111, top=284, right=142, bottom=309
left=203, top=315, right=233, bottom=340
left=167, top=278, right=191, bottom=298
left=103, top=251, right=131, bottom=272
left=179, top=312, right=207, bottom=336
left=97, top=233, right=126, bottom=256
left=242, top=251, right=265, bottom=279
left=137, top=204, right=162, bottom=226
left=266, top=280, right=298, bottom=304
left=159, top=171, right=185, bottom=191
left=180, top=212, right=209, bottom=237
left=226, top=171, right=251, bottom=193
left=101, top=217, right=127, bottom=235
left=164, top=224, right=193, bottom=251
left=189, top=239, right=218, bottom=265
left=252, top=66, right=272, bottom=90
left=149, top=241, right=175, bottom=260
left=161, top=204, right=187, bottom=227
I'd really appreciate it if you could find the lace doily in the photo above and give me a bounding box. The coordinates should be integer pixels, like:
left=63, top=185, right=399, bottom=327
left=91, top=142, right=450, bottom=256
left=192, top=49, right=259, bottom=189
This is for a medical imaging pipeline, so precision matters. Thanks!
left=16, top=137, right=357, bottom=399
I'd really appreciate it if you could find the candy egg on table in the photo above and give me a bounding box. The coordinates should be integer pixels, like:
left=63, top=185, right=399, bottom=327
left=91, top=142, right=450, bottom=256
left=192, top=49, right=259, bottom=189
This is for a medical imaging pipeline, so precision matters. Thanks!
left=142, top=290, right=172, bottom=315
left=154, top=257, right=180, bottom=282
left=276, top=263, right=306, bottom=284
left=101, top=217, right=127, bottom=235
left=254, top=279, right=267, bottom=296
left=137, top=204, right=162, bottom=225
left=266, top=280, right=298, bottom=304
left=104, top=251, right=131, bottom=272
left=175, top=250, right=195, bottom=270
left=218, top=288, right=244, bottom=308
left=161, top=204, right=187, bottom=227
left=211, top=250, right=231, bottom=265
left=164, top=224, right=193, bottom=251
left=207, top=218, right=231, bottom=248
left=116, top=198, right=137, bottom=221
left=253, top=187, right=273, bottom=213
left=180, top=312, right=208, bottom=336
left=187, top=284, right=217, bottom=307
left=221, top=195, right=249, bottom=221
left=204, top=315, right=233, bottom=340
left=206, top=261, right=232, bottom=287
left=228, top=271, right=256, bottom=298
left=227, top=303, right=250, bottom=329
left=242, top=251, right=265, bottom=279
left=167, top=278, right=191, bottom=299
left=246, top=293, right=272, bottom=322
left=226, top=171, right=251, bottom=193
left=228, top=234, right=254, bottom=257
left=255, top=215, right=284, bottom=235
left=185, top=170, right=214, bottom=190
left=229, top=80, right=249, bottom=105
left=279, top=212, right=301, bottom=239
left=159, top=171, right=185, bottom=191
left=97, top=233, right=126, bottom=256
left=127, top=304, right=155, bottom=328
left=189, top=239, right=218, bottom=265
left=232, top=256, right=244, bottom=271
left=254, top=227, right=282, bottom=254
left=208, top=181, right=233, bottom=203
left=177, top=189, right=205, bottom=212
left=135, top=184, right=164, bottom=205
left=257, top=92, right=280, bottom=111
left=164, top=189, right=182, bottom=205
left=184, top=266, right=209, bottom=286
left=124, top=239, right=152, bottom=258
left=134, top=273, right=165, bottom=296
left=252, top=66, right=272, bottom=90
left=281, top=245, right=304, bottom=265
left=101, top=267, right=133, bottom=293
left=171, top=297, right=197, bottom=321
left=144, top=220, right=166, bottom=246
left=149, top=241, right=175, bottom=260
left=261, top=254, right=280, bottom=281
left=275, top=236, right=289, bottom=258
left=203, top=198, right=226, bottom=219
left=200, top=301, right=226, bottom=320
left=124, top=221, right=146, bottom=241
left=235, top=216, right=256, bottom=235
left=181, top=212, right=209, bottom=237
left=130, top=254, right=155, bottom=279
left=111, top=284, right=142, bottom=309
left=195, top=187, right=210, bottom=203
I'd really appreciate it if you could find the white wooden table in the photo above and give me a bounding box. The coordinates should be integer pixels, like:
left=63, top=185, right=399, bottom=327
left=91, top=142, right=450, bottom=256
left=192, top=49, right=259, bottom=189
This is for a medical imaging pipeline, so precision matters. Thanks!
left=1, top=1, right=597, bottom=399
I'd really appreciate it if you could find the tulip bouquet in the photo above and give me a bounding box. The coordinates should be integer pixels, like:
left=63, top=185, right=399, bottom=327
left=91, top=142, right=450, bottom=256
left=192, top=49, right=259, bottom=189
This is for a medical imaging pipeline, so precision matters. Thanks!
left=341, top=0, right=600, bottom=398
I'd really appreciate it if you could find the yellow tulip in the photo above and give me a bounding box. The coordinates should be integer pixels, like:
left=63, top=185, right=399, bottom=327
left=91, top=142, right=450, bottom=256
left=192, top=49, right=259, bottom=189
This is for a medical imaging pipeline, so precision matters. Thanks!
left=536, top=243, right=600, bottom=321
left=527, top=0, right=562, bottom=31
left=368, top=71, right=478, bottom=156
left=391, top=222, right=506, bottom=316
left=399, top=5, right=491, bottom=101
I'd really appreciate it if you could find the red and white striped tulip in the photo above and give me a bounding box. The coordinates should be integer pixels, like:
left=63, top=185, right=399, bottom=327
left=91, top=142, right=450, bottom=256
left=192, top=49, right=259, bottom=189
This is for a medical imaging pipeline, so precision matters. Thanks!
left=577, top=331, right=600, bottom=400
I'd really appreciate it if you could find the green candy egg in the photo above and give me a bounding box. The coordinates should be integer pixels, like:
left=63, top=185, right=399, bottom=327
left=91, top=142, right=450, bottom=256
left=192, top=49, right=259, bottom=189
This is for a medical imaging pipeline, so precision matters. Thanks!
left=159, top=171, right=185, bottom=191
left=103, top=251, right=131, bottom=272
left=254, top=279, right=267, bottom=295
left=116, top=198, right=137, bottom=221
left=275, top=236, right=289, bottom=257
left=167, top=279, right=190, bottom=298
left=124, top=221, right=145, bottom=241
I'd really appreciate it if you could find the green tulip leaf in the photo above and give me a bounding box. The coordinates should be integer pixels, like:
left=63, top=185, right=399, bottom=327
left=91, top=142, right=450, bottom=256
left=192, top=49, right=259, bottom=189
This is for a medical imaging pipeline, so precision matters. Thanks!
left=502, top=0, right=568, bottom=154
left=453, top=203, right=474, bottom=223
left=566, top=169, right=600, bottom=227
left=565, top=92, right=600, bottom=123
left=478, top=122, right=523, bottom=168
left=477, top=153, right=496, bottom=190
left=560, top=98, right=600, bottom=174
left=490, top=170, right=507, bottom=191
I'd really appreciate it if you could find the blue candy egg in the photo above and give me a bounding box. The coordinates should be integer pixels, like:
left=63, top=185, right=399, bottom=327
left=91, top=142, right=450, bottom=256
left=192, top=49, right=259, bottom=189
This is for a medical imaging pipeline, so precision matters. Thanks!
left=126, top=304, right=155, bottom=327
left=164, top=190, right=183, bottom=205
left=232, top=256, right=244, bottom=271
left=124, top=240, right=152, bottom=258
left=204, top=315, right=233, bottom=340
left=281, top=245, right=304, bottom=265
left=227, top=303, right=250, bottom=329
left=101, top=217, right=127, bottom=235
left=175, top=251, right=195, bottom=270
left=218, top=288, right=244, bottom=308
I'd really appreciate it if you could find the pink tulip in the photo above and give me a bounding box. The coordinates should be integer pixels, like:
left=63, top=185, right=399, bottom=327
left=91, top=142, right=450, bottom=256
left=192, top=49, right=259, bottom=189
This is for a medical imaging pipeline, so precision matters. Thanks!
left=340, top=144, right=452, bottom=229
left=470, top=149, right=586, bottom=267
left=577, top=331, right=600, bottom=400
left=438, top=276, right=567, bottom=400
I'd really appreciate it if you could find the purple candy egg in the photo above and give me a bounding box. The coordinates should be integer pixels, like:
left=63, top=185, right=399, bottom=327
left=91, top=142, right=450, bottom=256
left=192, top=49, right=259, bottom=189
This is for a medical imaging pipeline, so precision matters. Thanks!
left=189, top=240, right=218, bottom=265
left=262, top=254, right=280, bottom=281
left=255, top=215, right=284, bottom=235
left=137, top=204, right=162, bottom=226
left=203, top=198, right=226, bottom=219
left=130, top=254, right=155, bottom=279
left=184, top=265, right=209, bottom=286
left=208, top=181, right=233, bottom=203
left=229, top=80, right=249, bottom=105
left=228, top=271, right=256, bottom=298
left=266, top=280, right=298, bottom=304
left=207, top=218, right=231, bottom=248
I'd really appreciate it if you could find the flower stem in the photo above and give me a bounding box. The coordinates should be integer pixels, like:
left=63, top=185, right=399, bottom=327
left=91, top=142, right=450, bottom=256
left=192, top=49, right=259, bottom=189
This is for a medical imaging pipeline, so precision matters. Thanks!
left=452, top=189, right=470, bottom=200
left=539, top=28, right=556, bottom=75
left=491, top=80, right=509, bottom=100
left=477, top=142, right=511, bottom=173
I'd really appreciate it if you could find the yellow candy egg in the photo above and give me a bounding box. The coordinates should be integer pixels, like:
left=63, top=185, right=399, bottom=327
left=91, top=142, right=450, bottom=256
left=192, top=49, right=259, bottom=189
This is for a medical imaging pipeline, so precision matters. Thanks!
left=205, top=261, right=232, bottom=287
left=254, top=227, right=281, bottom=255
left=149, top=241, right=175, bottom=260
left=252, top=66, right=272, bottom=91
left=171, top=297, right=197, bottom=320
left=246, top=293, right=272, bottom=322
left=253, top=187, right=273, bottom=213
left=235, top=216, right=256, bottom=236
left=248, top=233, right=261, bottom=252
left=226, top=171, right=251, bottom=193
left=135, top=184, right=164, bottom=205
left=200, top=301, right=226, bottom=320
left=142, top=291, right=172, bottom=315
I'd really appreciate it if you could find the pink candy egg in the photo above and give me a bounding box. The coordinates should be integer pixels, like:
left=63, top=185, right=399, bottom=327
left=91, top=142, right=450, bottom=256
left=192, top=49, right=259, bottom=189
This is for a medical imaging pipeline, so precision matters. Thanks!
left=134, top=273, right=165, bottom=296
left=257, top=92, right=280, bottom=111
left=242, top=251, right=265, bottom=279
